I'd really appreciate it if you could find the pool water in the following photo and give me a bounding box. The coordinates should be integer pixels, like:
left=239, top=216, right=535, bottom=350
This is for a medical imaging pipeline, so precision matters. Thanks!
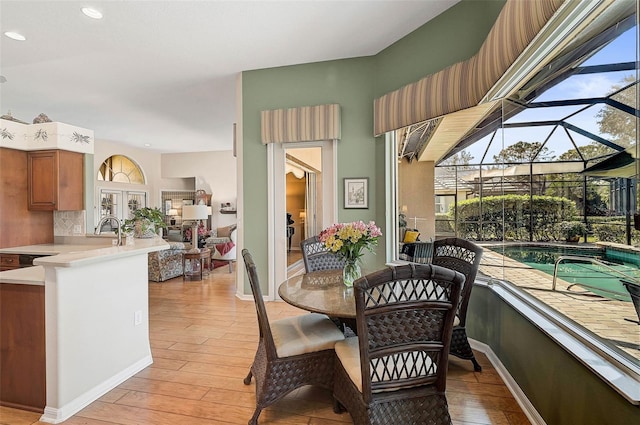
left=495, top=245, right=635, bottom=301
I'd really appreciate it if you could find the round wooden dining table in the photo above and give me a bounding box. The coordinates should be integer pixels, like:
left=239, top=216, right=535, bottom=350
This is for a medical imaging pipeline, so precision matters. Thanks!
left=278, top=270, right=356, bottom=319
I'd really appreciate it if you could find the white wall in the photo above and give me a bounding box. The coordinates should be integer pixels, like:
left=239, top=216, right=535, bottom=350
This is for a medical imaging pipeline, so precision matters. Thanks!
left=161, top=151, right=237, bottom=229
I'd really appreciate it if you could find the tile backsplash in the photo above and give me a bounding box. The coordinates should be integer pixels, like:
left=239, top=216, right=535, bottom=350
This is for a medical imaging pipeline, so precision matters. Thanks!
left=54, top=210, right=86, bottom=236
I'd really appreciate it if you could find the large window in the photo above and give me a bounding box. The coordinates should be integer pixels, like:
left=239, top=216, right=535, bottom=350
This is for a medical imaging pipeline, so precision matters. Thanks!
left=471, top=31, right=636, bottom=363
left=393, top=14, right=640, bottom=377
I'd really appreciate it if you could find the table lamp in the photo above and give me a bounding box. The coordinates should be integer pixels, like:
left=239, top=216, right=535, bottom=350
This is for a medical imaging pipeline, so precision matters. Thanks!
left=168, top=208, right=178, bottom=225
left=182, top=204, right=208, bottom=252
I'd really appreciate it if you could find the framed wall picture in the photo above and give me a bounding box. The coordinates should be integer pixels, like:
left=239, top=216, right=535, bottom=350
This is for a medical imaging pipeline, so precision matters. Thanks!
left=344, top=177, right=368, bottom=209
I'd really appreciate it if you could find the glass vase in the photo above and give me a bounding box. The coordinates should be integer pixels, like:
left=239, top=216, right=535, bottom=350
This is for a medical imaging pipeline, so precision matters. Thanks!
left=343, top=259, right=361, bottom=287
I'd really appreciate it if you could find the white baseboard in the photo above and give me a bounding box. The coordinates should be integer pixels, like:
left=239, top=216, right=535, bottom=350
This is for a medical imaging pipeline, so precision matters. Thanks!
left=469, top=339, right=547, bottom=425
left=40, top=355, right=153, bottom=424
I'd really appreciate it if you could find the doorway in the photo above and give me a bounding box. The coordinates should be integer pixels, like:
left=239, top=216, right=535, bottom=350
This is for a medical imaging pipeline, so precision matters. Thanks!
left=267, top=140, right=337, bottom=299
left=285, top=148, right=322, bottom=268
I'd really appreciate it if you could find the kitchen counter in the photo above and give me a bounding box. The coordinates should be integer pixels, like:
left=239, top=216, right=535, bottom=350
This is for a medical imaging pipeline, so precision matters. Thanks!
left=0, top=243, right=106, bottom=256
left=0, top=238, right=168, bottom=285
left=0, top=265, right=45, bottom=285
left=0, top=236, right=168, bottom=423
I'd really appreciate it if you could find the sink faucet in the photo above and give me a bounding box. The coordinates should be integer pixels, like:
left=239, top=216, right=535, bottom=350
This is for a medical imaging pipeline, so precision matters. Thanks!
left=95, top=215, right=123, bottom=246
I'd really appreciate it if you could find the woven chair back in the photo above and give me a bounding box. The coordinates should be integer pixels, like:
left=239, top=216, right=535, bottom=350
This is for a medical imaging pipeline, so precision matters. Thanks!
left=431, top=238, right=483, bottom=325
left=353, top=264, right=463, bottom=401
left=300, top=236, right=346, bottom=272
left=242, top=249, right=278, bottom=358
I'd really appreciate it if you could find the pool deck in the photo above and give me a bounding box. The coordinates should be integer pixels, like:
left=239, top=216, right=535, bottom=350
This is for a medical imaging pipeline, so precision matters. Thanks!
left=478, top=245, right=640, bottom=361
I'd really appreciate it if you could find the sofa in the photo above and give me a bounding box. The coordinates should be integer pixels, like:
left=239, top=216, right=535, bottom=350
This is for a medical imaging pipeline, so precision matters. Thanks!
left=205, top=225, right=237, bottom=273
left=148, top=241, right=187, bottom=282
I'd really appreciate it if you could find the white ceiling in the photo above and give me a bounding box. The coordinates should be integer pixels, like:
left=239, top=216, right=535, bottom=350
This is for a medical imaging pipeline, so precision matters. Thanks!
left=0, top=0, right=459, bottom=153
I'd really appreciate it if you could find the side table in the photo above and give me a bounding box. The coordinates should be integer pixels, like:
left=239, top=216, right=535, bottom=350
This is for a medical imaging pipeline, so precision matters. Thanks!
left=183, top=248, right=211, bottom=281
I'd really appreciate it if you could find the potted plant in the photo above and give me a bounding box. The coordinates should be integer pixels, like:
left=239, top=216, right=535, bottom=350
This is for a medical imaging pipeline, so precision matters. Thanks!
left=120, top=207, right=167, bottom=238
left=559, top=220, right=586, bottom=242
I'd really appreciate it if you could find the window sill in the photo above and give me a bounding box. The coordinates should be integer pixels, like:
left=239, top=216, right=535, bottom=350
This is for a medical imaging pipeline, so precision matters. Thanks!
left=477, top=277, right=640, bottom=405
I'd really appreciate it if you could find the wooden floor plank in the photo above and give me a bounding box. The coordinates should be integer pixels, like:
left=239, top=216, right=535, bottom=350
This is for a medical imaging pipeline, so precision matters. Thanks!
left=2, top=267, right=530, bottom=425
left=117, top=377, right=211, bottom=400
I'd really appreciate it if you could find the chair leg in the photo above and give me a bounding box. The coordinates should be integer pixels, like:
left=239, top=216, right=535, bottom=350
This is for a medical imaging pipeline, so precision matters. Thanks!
left=332, top=397, right=344, bottom=414
left=248, top=407, right=262, bottom=425
left=451, top=327, right=482, bottom=372
left=228, top=260, right=233, bottom=273
left=471, top=357, right=482, bottom=372
left=243, top=370, right=253, bottom=385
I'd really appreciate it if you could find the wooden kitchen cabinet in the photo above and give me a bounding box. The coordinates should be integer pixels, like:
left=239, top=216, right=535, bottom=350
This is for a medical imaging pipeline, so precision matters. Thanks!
left=0, top=148, right=54, bottom=248
left=0, top=254, right=20, bottom=271
left=27, top=150, right=84, bottom=211
left=0, top=284, right=46, bottom=412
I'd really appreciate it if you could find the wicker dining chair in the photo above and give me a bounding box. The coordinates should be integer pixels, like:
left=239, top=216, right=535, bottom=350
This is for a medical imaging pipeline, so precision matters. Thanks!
left=300, top=235, right=346, bottom=272
left=241, top=249, right=345, bottom=425
left=431, top=237, right=484, bottom=371
left=332, top=263, right=464, bottom=425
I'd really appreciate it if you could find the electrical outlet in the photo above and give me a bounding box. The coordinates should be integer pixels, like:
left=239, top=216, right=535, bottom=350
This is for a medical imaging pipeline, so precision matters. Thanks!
left=73, top=224, right=82, bottom=234
left=134, top=310, right=142, bottom=326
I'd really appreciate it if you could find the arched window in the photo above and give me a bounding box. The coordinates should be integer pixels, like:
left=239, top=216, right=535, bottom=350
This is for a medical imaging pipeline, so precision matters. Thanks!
left=96, top=155, right=148, bottom=229
left=97, top=155, right=145, bottom=184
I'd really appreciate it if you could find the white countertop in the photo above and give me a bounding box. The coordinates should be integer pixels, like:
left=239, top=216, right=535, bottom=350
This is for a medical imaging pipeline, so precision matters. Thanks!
left=0, top=237, right=169, bottom=285
left=0, top=243, right=111, bottom=256
left=0, top=265, right=45, bottom=285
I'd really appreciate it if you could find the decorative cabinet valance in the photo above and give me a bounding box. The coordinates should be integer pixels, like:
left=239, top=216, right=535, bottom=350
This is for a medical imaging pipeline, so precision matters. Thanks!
left=0, top=119, right=94, bottom=154
left=261, top=103, right=341, bottom=144
left=373, top=0, right=564, bottom=136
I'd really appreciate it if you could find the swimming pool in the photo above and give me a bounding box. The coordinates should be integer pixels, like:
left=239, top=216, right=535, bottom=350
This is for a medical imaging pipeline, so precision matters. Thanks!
left=493, top=244, right=635, bottom=301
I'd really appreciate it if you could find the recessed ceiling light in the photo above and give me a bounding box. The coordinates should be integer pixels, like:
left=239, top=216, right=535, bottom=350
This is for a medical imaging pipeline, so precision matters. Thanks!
left=81, top=7, right=103, bottom=19
left=4, top=31, right=26, bottom=41
left=144, top=143, right=151, bottom=147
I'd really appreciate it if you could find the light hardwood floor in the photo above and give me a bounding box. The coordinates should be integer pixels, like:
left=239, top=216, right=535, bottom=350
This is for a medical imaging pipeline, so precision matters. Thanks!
left=1, top=265, right=531, bottom=425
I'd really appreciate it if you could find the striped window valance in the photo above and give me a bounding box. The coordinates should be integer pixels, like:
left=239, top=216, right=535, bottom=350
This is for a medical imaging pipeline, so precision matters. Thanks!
left=373, top=0, right=563, bottom=136
left=261, top=104, right=341, bottom=144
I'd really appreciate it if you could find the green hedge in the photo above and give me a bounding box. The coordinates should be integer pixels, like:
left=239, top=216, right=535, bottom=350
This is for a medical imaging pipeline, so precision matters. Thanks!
left=587, top=216, right=626, bottom=224
left=592, top=223, right=625, bottom=242
left=452, top=195, right=577, bottom=241
left=435, top=213, right=454, bottom=233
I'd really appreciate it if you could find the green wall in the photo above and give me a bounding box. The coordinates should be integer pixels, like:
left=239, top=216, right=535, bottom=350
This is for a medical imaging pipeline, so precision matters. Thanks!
left=241, top=0, right=504, bottom=294
left=242, top=57, right=380, bottom=285
left=374, top=0, right=505, bottom=96
left=468, top=286, right=640, bottom=425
